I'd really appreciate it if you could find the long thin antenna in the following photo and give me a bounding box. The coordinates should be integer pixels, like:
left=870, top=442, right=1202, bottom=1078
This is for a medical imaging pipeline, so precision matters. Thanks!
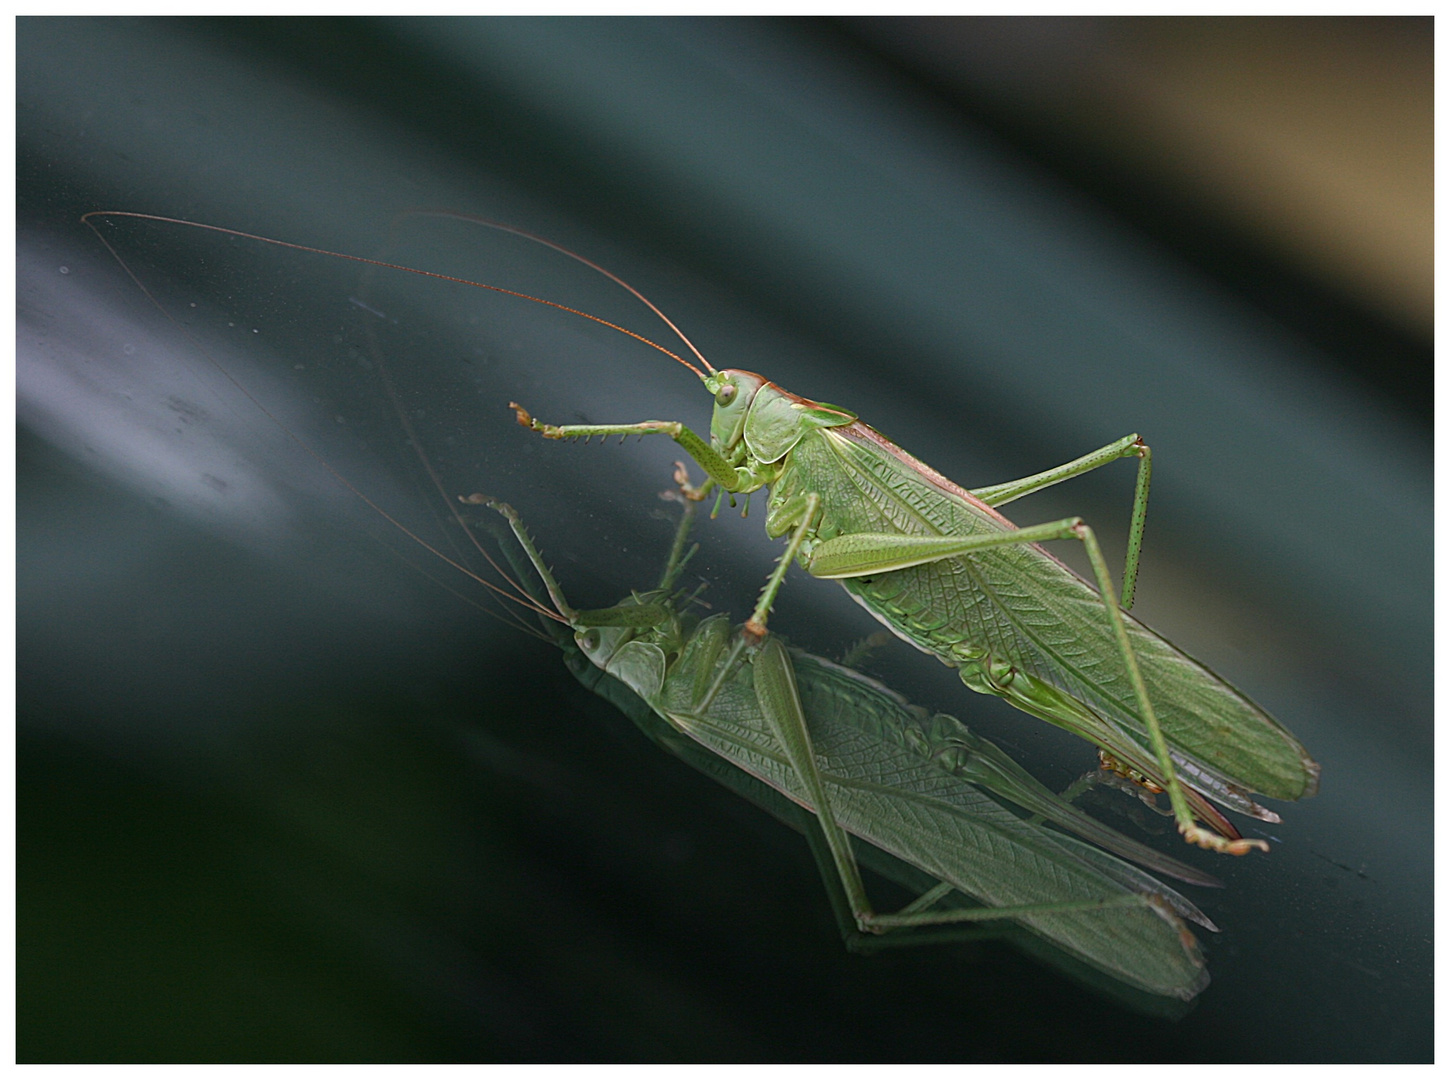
left=403, top=209, right=717, bottom=375
left=80, top=212, right=707, bottom=379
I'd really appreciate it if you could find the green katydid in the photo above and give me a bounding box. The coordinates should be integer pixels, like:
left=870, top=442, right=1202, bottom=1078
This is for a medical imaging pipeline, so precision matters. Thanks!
left=511, top=380, right=1319, bottom=856
left=480, top=494, right=1216, bottom=1001
left=81, top=210, right=1317, bottom=859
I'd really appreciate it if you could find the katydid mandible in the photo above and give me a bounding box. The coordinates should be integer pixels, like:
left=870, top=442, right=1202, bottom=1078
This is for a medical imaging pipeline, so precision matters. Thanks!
left=481, top=495, right=1214, bottom=1000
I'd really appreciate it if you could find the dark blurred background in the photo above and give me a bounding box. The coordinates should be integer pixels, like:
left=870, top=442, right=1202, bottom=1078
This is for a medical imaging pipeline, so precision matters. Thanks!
left=18, top=17, right=1431, bottom=1061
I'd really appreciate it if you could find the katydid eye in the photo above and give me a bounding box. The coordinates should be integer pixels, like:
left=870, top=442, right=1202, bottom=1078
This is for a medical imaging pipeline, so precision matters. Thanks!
left=580, top=629, right=601, bottom=651
left=715, top=383, right=737, bottom=407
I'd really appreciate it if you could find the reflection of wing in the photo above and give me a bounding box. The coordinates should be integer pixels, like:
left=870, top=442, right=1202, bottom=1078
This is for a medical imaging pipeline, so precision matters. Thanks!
left=650, top=618, right=1208, bottom=1002
left=795, top=424, right=1317, bottom=807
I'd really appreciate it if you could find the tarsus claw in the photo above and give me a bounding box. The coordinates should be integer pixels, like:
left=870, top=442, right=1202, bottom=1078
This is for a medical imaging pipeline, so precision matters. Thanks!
left=1182, top=823, right=1269, bottom=855
left=509, top=402, right=544, bottom=432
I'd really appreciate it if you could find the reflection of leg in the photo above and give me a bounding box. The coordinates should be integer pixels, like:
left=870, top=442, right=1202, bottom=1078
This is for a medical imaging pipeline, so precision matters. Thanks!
left=482, top=498, right=578, bottom=621
left=657, top=497, right=700, bottom=592
left=795, top=810, right=1008, bottom=952
left=752, top=636, right=1155, bottom=938
left=1058, top=768, right=1175, bottom=818
left=671, top=460, right=715, bottom=504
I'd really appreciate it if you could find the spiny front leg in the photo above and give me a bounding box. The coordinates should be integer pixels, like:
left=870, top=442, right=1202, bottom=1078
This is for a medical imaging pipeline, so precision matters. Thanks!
left=511, top=401, right=683, bottom=442
left=509, top=402, right=743, bottom=491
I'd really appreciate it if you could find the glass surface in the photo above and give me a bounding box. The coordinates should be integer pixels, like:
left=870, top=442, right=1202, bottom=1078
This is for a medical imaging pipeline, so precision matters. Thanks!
left=18, top=17, right=1430, bottom=1061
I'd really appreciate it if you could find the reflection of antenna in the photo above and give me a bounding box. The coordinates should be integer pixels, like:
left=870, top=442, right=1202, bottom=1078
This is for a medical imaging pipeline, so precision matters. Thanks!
left=82, top=209, right=570, bottom=634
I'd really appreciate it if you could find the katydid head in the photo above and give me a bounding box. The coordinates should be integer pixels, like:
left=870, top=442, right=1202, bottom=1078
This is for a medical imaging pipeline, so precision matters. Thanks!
left=703, top=369, right=768, bottom=453
left=706, top=373, right=859, bottom=465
